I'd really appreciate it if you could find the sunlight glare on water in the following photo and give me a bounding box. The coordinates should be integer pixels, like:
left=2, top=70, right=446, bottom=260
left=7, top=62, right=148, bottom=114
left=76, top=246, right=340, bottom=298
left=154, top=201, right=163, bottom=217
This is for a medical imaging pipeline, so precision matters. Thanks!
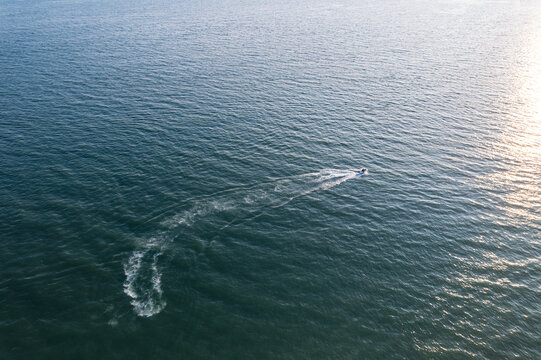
left=492, top=17, right=541, bottom=227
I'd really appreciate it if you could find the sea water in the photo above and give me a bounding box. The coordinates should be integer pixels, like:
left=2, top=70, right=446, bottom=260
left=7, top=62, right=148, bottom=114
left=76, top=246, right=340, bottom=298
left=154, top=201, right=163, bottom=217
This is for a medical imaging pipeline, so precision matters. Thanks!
left=1, top=0, right=540, bottom=358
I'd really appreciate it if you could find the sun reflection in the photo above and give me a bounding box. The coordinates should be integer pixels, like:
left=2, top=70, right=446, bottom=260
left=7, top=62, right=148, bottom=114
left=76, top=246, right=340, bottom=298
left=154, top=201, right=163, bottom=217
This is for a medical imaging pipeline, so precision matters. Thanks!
left=489, top=22, right=541, bottom=228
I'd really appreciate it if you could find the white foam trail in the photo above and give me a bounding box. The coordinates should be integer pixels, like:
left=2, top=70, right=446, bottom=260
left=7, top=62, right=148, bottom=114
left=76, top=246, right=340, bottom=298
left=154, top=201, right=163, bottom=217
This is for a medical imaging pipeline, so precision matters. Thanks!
left=268, top=169, right=357, bottom=211
left=124, top=169, right=362, bottom=317
left=151, top=253, right=163, bottom=297
left=123, top=250, right=144, bottom=300
left=123, top=248, right=166, bottom=317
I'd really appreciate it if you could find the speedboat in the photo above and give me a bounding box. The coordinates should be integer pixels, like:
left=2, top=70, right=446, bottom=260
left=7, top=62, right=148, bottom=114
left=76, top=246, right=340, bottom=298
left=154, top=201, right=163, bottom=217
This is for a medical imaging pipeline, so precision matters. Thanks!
left=356, top=168, right=367, bottom=176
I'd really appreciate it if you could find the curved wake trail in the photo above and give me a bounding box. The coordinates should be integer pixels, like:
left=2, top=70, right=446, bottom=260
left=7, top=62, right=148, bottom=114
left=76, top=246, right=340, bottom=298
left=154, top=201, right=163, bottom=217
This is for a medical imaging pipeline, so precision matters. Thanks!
left=123, top=248, right=164, bottom=317
left=123, top=169, right=361, bottom=316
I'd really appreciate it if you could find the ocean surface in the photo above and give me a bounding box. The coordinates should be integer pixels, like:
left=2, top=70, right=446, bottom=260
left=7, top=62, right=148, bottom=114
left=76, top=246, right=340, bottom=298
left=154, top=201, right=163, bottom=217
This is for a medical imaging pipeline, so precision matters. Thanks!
left=1, top=0, right=540, bottom=358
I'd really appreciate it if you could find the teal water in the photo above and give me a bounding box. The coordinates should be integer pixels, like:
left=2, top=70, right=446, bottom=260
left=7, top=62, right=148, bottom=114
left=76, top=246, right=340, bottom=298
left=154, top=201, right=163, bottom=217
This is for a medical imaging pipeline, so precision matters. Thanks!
left=1, top=0, right=540, bottom=358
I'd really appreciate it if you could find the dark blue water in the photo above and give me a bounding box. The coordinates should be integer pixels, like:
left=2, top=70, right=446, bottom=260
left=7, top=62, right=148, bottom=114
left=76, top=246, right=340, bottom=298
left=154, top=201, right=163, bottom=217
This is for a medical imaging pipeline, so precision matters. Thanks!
left=1, top=0, right=540, bottom=358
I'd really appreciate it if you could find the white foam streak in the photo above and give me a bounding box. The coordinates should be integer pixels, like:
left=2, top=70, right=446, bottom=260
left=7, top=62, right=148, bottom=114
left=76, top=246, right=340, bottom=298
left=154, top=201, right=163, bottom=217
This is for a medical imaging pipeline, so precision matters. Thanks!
left=123, top=248, right=166, bottom=317
left=123, top=250, right=144, bottom=300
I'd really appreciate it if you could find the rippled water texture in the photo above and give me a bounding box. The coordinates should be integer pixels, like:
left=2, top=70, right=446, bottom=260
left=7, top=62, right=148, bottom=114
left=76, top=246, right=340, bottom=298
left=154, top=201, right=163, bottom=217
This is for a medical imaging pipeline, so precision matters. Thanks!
left=1, top=0, right=540, bottom=359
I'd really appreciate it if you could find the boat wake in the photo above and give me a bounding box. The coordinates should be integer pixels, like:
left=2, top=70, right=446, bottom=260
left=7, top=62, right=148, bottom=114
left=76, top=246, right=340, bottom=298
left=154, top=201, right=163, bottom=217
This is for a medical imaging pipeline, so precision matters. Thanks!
left=123, top=169, right=362, bottom=317
left=123, top=247, right=164, bottom=317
